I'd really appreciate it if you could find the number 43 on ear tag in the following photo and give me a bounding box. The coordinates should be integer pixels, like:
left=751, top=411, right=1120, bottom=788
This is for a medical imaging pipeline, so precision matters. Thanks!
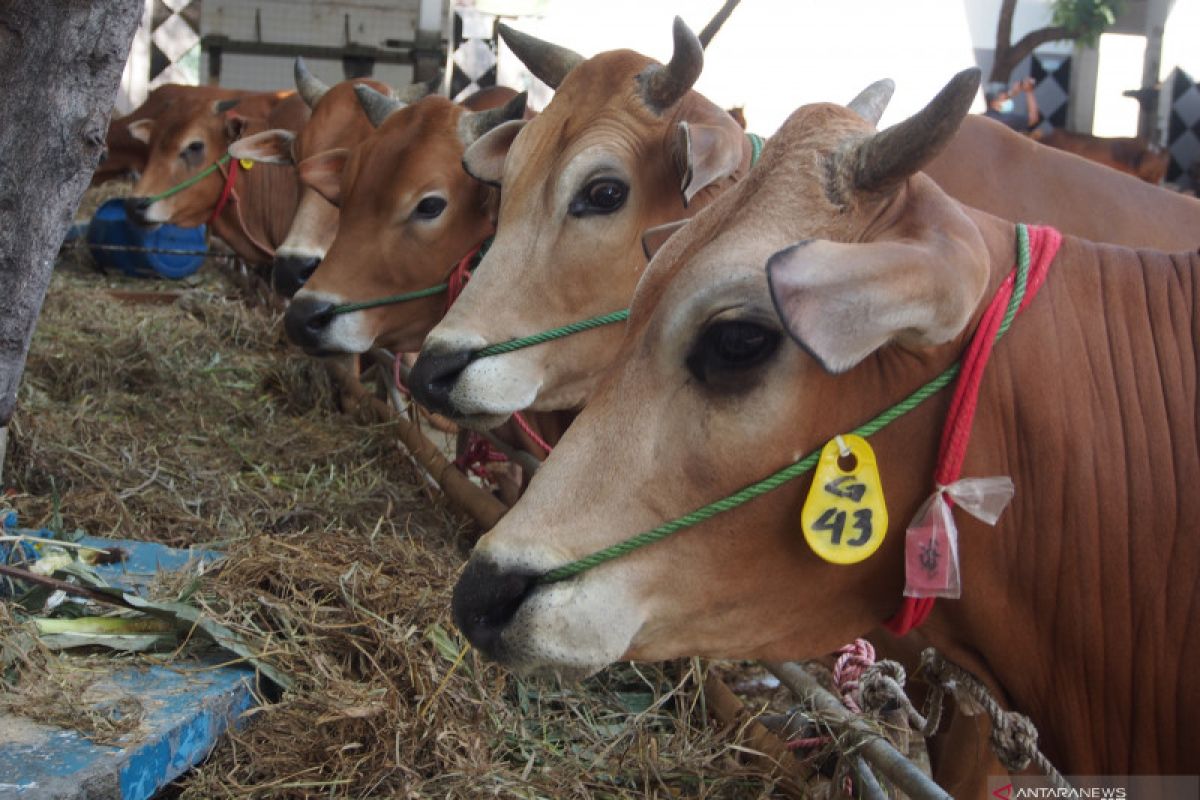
left=800, top=434, right=888, bottom=565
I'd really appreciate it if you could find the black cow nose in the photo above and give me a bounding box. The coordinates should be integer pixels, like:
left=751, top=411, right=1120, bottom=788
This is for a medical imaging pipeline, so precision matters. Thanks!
left=452, top=556, right=537, bottom=659
left=283, top=296, right=336, bottom=351
left=123, top=196, right=153, bottom=226
left=272, top=255, right=321, bottom=297
left=409, top=347, right=474, bottom=416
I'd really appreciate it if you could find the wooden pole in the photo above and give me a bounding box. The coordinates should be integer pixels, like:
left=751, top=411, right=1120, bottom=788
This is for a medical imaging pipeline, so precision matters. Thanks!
left=0, top=0, right=142, bottom=431
left=324, top=359, right=508, bottom=531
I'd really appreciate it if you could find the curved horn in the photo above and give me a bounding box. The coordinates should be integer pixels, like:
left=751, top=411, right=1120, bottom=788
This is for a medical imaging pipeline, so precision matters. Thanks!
left=850, top=68, right=981, bottom=195
left=698, top=0, right=742, bottom=48
left=637, top=17, right=703, bottom=114
left=847, top=79, right=895, bottom=127
left=354, top=84, right=404, bottom=128
left=458, top=91, right=528, bottom=146
left=497, top=24, right=583, bottom=89
left=397, top=69, right=444, bottom=103
left=294, top=57, right=330, bottom=108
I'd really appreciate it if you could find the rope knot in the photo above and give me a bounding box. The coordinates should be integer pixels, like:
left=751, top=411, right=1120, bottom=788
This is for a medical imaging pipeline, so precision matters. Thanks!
left=858, top=659, right=908, bottom=716
left=832, top=638, right=876, bottom=712
left=990, top=710, right=1039, bottom=772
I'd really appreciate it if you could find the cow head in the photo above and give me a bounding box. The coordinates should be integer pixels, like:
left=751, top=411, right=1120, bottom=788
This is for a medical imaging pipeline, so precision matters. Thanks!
left=450, top=69, right=994, bottom=677
left=124, top=94, right=255, bottom=228
left=230, top=60, right=441, bottom=296
left=283, top=91, right=528, bottom=355
left=409, top=19, right=752, bottom=430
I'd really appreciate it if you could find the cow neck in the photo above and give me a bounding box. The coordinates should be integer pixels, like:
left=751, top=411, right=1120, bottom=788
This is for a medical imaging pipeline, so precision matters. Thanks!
left=533, top=224, right=1062, bottom=642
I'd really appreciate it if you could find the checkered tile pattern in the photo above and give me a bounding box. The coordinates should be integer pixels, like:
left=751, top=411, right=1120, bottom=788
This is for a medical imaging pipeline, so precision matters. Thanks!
left=149, top=0, right=200, bottom=89
left=1166, top=67, right=1200, bottom=187
left=450, top=5, right=497, bottom=102
left=1031, top=53, right=1071, bottom=130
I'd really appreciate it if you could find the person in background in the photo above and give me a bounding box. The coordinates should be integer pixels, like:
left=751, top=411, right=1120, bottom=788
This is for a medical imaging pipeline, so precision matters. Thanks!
left=984, top=77, right=1041, bottom=133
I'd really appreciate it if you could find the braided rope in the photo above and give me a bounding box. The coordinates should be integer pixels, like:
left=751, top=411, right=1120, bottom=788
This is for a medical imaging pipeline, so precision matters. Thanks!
left=539, top=225, right=1033, bottom=584
left=747, top=132, right=766, bottom=167
left=919, top=648, right=1070, bottom=788
left=328, top=238, right=492, bottom=317
left=473, top=308, right=631, bottom=359
left=146, top=153, right=232, bottom=203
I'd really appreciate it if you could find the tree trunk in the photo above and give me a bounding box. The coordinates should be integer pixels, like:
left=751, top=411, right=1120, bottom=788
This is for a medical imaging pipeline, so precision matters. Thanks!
left=0, top=0, right=140, bottom=474
left=990, top=0, right=1018, bottom=83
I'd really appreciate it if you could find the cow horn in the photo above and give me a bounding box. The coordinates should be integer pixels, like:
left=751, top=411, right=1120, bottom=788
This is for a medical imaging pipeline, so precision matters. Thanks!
left=846, top=79, right=894, bottom=127
left=497, top=24, right=583, bottom=89
left=637, top=17, right=703, bottom=114
left=397, top=69, right=444, bottom=103
left=458, top=91, right=528, bottom=146
left=698, top=0, right=742, bottom=48
left=294, top=57, right=329, bottom=108
left=355, top=84, right=405, bottom=128
left=850, top=68, right=980, bottom=195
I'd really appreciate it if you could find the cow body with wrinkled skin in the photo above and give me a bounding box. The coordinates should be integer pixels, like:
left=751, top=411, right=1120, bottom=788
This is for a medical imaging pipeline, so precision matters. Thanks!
left=124, top=91, right=310, bottom=265
left=451, top=68, right=1200, bottom=782
left=408, top=23, right=1200, bottom=432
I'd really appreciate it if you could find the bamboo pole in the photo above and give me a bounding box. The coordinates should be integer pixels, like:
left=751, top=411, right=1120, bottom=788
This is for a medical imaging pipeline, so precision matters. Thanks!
left=324, top=359, right=508, bottom=531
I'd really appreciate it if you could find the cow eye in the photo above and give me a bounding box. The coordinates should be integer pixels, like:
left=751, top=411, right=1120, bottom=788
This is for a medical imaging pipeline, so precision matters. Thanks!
left=413, top=195, right=447, bottom=220
left=687, top=319, right=780, bottom=387
left=183, top=141, right=204, bottom=156
left=569, top=178, right=628, bottom=217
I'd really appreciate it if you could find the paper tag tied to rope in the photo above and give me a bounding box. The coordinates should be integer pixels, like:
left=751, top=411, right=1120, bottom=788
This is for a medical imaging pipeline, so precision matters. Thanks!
left=903, top=477, right=1015, bottom=599
left=801, top=435, right=887, bottom=565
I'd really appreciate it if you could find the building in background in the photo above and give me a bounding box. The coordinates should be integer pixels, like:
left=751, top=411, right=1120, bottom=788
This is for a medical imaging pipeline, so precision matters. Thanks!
left=112, top=0, right=1195, bottom=185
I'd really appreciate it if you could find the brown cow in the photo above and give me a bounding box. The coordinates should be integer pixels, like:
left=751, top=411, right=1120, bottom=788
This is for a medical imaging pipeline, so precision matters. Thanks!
left=123, top=91, right=310, bottom=265
left=1036, top=128, right=1171, bottom=184
left=94, top=86, right=290, bottom=186
left=229, top=59, right=434, bottom=295
left=451, top=69, right=1200, bottom=783
left=281, top=89, right=527, bottom=355
left=409, top=24, right=1200, bottom=431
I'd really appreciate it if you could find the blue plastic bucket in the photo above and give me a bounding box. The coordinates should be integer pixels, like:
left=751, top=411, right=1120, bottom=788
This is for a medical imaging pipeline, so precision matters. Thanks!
left=86, top=198, right=208, bottom=279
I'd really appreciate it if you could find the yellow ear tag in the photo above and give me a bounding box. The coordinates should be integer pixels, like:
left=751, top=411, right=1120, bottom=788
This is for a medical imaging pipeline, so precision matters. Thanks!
left=800, top=434, right=888, bottom=565
left=239, top=158, right=255, bottom=170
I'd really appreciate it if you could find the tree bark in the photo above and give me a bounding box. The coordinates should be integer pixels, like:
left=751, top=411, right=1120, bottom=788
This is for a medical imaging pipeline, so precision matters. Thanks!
left=989, top=0, right=1073, bottom=84
left=0, top=1, right=141, bottom=436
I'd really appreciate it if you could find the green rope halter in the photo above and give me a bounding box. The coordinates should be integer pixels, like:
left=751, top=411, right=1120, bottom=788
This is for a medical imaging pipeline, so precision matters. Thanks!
left=537, top=224, right=1032, bottom=584
left=466, top=133, right=770, bottom=361
left=328, top=238, right=492, bottom=316
left=146, top=153, right=232, bottom=203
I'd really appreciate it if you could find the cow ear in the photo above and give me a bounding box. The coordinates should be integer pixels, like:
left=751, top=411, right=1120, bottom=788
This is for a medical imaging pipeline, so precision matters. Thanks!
left=672, top=117, right=745, bottom=207
left=224, top=113, right=249, bottom=142
left=228, top=129, right=296, bottom=165
left=462, top=120, right=525, bottom=186
left=641, top=220, right=688, bottom=261
left=766, top=236, right=988, bottom=374
left=298, top=148, right=350, bottom=206
left=128, top=119, right=154, bottom=144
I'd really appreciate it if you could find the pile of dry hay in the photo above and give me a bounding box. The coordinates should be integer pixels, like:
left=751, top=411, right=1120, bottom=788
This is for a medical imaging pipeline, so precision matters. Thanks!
left=3, top=249, right=801, bottom=797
